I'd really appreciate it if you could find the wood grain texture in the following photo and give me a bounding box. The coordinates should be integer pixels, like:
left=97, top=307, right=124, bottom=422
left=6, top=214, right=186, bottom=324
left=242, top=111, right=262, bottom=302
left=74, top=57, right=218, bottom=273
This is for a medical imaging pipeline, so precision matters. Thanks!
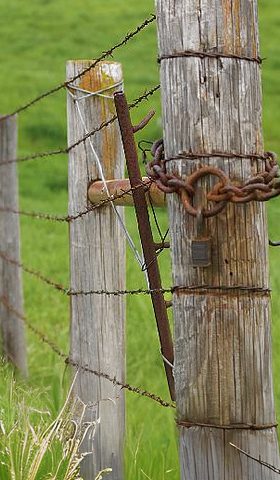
left=0, top=116, right=27, bottom=376
left=155, top=0, right=280, bottom=478
left=67, top=61, right=125, bottom=480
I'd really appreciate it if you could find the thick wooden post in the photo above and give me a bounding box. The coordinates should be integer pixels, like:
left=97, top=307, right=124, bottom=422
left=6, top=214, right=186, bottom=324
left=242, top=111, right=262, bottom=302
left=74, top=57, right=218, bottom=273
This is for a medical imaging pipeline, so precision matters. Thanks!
left=67, top=61, right=125, bottom=479
left=0, top=116, right=27, bottom=376
left=155, top=1, right=280, bottom=479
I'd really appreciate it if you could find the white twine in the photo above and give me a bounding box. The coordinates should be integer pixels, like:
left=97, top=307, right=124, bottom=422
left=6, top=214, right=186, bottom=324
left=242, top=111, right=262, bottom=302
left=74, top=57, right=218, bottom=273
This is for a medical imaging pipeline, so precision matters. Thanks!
left=67, top=84, right=145, bottom=270
left=67, top=81, right=123, bottom=101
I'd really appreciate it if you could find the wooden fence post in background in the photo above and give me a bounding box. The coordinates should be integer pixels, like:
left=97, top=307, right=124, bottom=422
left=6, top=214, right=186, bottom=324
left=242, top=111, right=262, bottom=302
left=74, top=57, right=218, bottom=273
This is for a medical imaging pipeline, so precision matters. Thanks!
left=67, top=61, right=125, bottom=480
left=155, top=1, right=280, bottom=478
left=0, top=115, right=28, bottom=376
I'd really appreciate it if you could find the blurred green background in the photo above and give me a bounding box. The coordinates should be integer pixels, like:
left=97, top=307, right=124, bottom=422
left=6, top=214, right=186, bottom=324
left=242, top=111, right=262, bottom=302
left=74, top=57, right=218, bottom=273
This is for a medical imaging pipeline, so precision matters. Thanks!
left=0, top=0, right=280, bottom=478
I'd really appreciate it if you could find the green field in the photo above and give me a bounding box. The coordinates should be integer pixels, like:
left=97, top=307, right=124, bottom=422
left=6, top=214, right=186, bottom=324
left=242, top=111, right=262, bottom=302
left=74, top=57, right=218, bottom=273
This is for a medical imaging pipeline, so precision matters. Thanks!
left=0, top=0, right=280, bottom=478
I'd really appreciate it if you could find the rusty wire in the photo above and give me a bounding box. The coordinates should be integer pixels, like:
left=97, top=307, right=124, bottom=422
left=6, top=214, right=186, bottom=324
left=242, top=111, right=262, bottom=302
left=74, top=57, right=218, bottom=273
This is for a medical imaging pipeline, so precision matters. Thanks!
left=0, top=296, right=175, bottom=409
left=1, top=14, right=156, bottom=121
left=0, top=180, right=153, bottom=223
left=178, top=420, right=277, bottom=430
left=0, top=252, right=270, bottom=297
left=146, top=140, right=280, bottom=217
left=158, top=50, right=263, bottom=64
left=229, top=443, right=280, bottom=474
left=0, top=85, right=160, bottom=167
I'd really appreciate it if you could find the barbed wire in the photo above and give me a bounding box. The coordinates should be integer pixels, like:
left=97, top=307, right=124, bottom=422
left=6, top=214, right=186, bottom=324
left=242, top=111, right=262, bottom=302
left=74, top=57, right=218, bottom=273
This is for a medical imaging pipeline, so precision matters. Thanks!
left=0, top=251, right=270, bottom=298
left=229, top=443, right=280, bottom=474
left=0, top=180, right=153, bottom=222
left=0, top=296, right=175, bottom=409
left=0, top=84, right=160, bottom=168
left=1, top=14, right=156, bottom=121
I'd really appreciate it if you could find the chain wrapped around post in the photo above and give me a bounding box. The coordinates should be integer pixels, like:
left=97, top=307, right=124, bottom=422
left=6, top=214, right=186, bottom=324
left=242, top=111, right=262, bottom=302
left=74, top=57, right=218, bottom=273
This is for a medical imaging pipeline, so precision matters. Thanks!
left=146, top=139, right=280, bottom=217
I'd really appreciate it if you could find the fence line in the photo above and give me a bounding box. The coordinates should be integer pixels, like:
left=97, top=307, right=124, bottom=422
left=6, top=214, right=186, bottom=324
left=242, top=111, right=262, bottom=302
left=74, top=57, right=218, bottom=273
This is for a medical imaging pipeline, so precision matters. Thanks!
left=0, top=250, right=270, bottom=298
left=0, top=84, right=160, bottom=167
left=0, top=295, right=174, bottom=409
left=0, top=14, right=156, bottom=121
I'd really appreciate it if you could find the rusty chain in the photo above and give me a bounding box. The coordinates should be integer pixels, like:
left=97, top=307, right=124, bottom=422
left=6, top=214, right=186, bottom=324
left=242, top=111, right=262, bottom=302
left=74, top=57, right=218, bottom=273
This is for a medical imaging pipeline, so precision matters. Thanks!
left=0, top=296, right=174, bottom=409
left=146, top=139, right=280, bottom=217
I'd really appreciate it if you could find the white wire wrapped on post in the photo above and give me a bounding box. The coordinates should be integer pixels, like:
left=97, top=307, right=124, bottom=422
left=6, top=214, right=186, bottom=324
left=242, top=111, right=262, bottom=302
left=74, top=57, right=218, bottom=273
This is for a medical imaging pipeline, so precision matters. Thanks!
left=67, top=82, right=145, bottom=269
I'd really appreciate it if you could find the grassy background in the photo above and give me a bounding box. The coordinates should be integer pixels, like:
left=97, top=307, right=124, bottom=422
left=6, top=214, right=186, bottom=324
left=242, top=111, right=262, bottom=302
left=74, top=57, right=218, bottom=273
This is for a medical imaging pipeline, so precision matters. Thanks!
left=0, top=0, right=280, bottom=478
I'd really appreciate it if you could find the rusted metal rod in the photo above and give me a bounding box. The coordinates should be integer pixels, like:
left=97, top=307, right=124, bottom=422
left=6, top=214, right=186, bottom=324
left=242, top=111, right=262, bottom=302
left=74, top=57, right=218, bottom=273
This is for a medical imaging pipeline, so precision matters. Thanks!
left=114, top=91, right=175, bottom=401
left=154, top=241, right=170, bottom=250
left=88, top=177, right=166, bottom=207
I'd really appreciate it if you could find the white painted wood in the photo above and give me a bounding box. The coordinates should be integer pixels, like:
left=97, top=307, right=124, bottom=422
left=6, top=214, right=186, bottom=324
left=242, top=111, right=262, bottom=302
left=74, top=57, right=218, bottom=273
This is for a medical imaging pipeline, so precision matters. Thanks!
left=0, top=115, right=27, bottom=376
left=155, top=0, right=280, bottom=478
left=67, top=61, right=125, bottom=480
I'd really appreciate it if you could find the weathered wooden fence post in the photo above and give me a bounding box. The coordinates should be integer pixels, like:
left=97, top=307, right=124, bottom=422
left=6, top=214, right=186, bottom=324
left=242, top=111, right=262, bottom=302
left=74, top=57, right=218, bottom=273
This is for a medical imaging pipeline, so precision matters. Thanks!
left=155, top=1, right=280, bottom=478
left=0, top=115, right=27, bottom=376
left=67, top=61, right=125, bottom=479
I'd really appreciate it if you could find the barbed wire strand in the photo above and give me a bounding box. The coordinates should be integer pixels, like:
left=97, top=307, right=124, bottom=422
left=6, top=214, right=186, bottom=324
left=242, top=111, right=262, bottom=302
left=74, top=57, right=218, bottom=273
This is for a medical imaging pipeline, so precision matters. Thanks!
left=229, top=443, right=280, bottom=474
left=0, top=296, right=175, bottom=409
left=0, top=180, right=153, bottom=223
left=0, top=251, right=271, bottom=298
left=1, top=14, right=156, bottom=121
left=0, top=84, right=160, bottom=168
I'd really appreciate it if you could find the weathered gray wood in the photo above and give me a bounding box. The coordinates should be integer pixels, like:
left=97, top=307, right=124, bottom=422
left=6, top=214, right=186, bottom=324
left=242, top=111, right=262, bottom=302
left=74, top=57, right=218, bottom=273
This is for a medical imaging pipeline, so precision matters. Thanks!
left=67, top=61, right=125, bottom=480
left=155, top=1, right=280, bottom=478
left=0, top=115, right=27, bottom=376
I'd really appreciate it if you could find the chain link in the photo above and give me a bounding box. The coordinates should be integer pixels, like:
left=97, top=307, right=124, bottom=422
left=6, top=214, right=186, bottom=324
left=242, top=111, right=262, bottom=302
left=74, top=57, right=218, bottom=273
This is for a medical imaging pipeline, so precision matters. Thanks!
left=146, top=140, right=280, bottom=217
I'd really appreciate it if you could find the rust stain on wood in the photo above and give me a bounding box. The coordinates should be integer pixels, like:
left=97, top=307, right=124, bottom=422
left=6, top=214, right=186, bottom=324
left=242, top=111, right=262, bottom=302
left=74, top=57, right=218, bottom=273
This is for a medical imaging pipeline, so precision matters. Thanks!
left=222, top=0, right=233, bottom=53
left=79, top=63, right=118, bottom=178
left=232, top=0, right=241, bottom=54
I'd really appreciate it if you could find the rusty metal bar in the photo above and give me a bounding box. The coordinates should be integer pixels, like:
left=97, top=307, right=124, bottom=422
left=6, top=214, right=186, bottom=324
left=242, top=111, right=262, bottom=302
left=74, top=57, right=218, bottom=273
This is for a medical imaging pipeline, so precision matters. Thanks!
left=114, top=91, right=175, bottom=401
left=88, top=177, right=166, bottom=207
left=154, top=241, right=170, bottom=250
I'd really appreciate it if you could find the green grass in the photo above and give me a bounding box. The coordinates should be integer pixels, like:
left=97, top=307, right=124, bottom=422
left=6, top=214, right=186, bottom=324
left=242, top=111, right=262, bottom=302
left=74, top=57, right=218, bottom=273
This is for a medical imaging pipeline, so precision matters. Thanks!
left=0, top=362, right=109, bottom=480
left=0, top=0, right=280, bottom=478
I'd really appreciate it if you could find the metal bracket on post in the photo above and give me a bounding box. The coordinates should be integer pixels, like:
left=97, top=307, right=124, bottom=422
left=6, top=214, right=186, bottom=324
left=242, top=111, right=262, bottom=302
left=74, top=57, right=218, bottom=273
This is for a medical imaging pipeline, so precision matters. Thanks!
left=114, top=91, right=175, bottom=401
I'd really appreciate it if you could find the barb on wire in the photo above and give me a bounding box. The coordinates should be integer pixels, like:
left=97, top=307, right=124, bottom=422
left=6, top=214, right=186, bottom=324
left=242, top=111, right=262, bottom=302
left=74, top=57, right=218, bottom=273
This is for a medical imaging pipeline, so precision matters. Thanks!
left=0, top=252, right=271, bottom=298
left=0, top=84, right=160, bottom=168
left=0, top=180, right=153, bottom=223
left=1, top=14, right=156, bottom=120
left=0, top=296, right=175, bottom=409
left=0, top=251, right=68, bottom=294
